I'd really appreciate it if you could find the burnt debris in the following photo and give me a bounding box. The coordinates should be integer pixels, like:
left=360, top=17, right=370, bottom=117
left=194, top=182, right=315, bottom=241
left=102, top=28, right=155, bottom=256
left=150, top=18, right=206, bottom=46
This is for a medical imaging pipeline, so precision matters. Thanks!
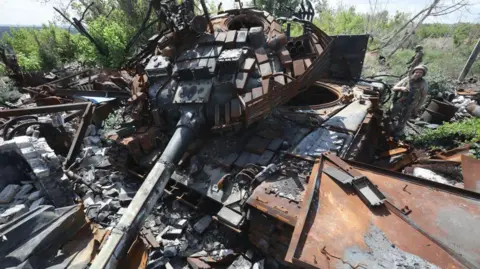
left=1, top=1, right=480, bottom=269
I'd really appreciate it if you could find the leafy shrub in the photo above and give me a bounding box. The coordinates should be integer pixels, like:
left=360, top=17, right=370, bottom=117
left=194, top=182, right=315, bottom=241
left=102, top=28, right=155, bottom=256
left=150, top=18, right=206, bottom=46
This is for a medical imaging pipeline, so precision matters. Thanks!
left=408, top=118, right=480, bottom=149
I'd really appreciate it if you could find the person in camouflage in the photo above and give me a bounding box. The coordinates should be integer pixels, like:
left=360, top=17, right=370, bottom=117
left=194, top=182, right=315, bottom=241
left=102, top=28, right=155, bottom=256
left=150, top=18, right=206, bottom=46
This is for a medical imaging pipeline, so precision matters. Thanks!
left=389, top=65, right=428, bottom=138
left=406, top=45, right=424, bottom=71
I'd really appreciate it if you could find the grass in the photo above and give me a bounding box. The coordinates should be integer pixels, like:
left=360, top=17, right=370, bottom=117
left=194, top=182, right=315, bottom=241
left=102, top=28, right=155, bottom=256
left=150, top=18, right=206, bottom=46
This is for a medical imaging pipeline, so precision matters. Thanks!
left=363, top=37, right=480, bottom=93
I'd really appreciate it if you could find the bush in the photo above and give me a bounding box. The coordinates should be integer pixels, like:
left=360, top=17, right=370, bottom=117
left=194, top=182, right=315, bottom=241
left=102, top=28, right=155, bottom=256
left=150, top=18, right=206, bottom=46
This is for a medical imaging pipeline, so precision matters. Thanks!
left=0, top=78, right=22, bottom=103
left=408, top=118, right=480, bottom=149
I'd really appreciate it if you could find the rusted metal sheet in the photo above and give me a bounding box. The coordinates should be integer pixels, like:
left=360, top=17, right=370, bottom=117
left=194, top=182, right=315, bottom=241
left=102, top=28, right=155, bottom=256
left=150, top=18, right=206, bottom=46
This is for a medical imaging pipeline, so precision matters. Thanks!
left=288, top=159, right=476, bottom=269
left=390, top=152, right=417, bottom=171
left=462, top=155, right=480, bottom=193
left=285, top=159, right=322, bottom=263
left=435, top=145, right=470, bottom=163
left=119, top=238, right=148, bottom=269
left=247, top=179, right=300, bottom=226
left=380, top=147, right=409, bottom=158
left=351, top=160, right=480, bottom=268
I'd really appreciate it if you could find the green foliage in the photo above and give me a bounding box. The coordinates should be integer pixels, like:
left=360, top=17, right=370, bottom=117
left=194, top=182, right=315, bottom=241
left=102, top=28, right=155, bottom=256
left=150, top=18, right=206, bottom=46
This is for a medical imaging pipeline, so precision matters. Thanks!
left=256, top=0, right=301, bottom=17
left=76, top=11, right=136, bottom=68
left=407, top=118, right=480, bottom=149
left=1, top=0, right=157, bottom=71
left=469, top=143, right=480, bottom=159
left=453, top=23, right=480, bottom=46
left=417, top=24, right=452, bottom=39
left=314, top=7, right=366, bottom=35
left=0, top=78, right=22, bottom=103
left=1, top=24, right=80, bottom=71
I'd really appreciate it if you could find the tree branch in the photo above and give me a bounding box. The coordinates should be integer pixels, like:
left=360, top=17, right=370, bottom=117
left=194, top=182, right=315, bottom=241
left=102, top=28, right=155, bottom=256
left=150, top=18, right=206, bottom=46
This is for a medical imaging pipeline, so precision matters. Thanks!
left=377, top=6, right=429, bottom=50
left=125, top=0, right=155, bottom=52
left=54, top=6, right=108, bottom=57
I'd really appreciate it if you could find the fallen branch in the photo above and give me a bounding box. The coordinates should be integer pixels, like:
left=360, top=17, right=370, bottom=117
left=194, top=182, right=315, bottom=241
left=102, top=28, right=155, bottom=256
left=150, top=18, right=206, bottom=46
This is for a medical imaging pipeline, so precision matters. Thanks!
left=54, top=5, right=108, bottom=57
left=125, top=0, right=156, bottom=52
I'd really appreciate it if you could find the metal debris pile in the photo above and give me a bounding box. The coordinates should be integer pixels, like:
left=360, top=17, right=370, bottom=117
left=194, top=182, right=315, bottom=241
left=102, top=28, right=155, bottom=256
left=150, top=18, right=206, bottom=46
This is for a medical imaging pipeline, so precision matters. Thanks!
left=1, top=1, right=480, bottom=269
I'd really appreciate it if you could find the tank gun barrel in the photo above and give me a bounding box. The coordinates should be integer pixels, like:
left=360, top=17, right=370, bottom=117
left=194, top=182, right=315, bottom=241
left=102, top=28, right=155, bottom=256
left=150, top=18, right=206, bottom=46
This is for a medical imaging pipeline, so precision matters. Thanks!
left=90, top=109, right=204, bottom=269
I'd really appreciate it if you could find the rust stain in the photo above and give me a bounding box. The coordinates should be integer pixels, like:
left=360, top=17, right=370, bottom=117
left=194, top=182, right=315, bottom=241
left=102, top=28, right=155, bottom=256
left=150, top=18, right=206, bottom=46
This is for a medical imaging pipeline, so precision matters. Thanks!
left=462, top=154, right=480, bottom=192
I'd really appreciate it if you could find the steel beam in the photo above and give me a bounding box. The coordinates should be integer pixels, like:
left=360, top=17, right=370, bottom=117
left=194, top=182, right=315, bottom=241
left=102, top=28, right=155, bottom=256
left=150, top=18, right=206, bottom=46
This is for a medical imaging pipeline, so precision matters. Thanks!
left=63, top=103, right=94, bottom=168
left=0, top=102, right=90, bottom=118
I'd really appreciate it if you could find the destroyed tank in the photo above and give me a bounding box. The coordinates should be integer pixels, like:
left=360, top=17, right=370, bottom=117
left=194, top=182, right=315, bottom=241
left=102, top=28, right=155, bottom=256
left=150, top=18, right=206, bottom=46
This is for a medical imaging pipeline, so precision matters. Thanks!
left=91, top=1, right=373, bottom=267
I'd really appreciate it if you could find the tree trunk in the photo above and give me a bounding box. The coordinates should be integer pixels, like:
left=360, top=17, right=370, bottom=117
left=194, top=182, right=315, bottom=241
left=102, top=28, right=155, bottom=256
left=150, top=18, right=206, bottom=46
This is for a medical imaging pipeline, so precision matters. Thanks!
left=458, top=38, right=480, bottom=81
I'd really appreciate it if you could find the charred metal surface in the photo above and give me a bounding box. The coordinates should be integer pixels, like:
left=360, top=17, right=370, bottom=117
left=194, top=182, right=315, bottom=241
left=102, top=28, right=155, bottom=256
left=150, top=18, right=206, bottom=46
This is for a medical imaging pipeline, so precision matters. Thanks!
left=64, top=102, right=94, bottom=168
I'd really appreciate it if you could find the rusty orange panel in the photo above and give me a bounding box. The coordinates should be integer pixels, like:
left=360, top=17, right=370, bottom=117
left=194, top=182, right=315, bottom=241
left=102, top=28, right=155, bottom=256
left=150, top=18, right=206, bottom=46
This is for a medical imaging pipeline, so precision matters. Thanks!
left=247, top=181, right=301, bottom=226
left=290, top=161, right=469, bottom=269
left=462, top=155, right=480, bottom=193
left=436, top=145, right=470, bottom=163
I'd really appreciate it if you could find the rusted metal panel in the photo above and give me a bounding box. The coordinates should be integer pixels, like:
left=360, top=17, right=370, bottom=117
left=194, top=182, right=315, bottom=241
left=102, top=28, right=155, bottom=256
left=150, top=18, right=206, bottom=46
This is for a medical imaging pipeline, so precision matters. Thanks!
left=435, top=145, right=470, bottom=163
left=380, top=147, right=408, bottom=157
left=247, top=176, right=300, bottom=226
left=285, top=159, right=322, bottom=263
left=351, top=160, right=480, bottom=268
left=390, top=152, right=417, bottom=171
left=289, top=159, right=471, bottom=269
left=462, top=155, right=480, bottom=193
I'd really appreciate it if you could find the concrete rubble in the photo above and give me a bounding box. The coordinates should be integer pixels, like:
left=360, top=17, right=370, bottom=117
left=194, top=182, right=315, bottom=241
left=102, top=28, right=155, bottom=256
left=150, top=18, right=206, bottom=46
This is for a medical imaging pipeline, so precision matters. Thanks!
left=0, top=2, right=480, bottom=269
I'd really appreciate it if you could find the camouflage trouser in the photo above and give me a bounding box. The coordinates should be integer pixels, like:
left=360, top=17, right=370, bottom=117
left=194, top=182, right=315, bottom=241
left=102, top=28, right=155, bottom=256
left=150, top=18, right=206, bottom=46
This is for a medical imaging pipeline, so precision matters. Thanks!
left=390, top=101, right=415, bottom=136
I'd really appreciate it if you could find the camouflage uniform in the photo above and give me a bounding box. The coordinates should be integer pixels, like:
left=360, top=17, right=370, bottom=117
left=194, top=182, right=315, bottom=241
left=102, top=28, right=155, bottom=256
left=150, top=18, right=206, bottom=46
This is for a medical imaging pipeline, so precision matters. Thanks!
left=390, top=77, right=428, bottom=136
left=407, top=50, right=424, bottom=71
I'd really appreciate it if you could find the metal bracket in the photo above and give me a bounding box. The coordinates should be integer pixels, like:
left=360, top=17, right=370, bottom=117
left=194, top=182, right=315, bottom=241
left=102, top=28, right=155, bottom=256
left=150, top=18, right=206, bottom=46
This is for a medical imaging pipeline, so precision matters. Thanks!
left=323, top=152, right=386, bottom=207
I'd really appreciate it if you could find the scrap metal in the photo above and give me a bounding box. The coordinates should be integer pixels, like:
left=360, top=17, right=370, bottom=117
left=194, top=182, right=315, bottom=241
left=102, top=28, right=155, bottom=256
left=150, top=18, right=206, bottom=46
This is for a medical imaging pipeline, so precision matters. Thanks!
left=0, top=102, right=90, bottom=118
left=462, top=154, right=480, bottom=193
left=3, top=1, right=478, bottom=269
left=281, top=154, right=480, bottom=268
